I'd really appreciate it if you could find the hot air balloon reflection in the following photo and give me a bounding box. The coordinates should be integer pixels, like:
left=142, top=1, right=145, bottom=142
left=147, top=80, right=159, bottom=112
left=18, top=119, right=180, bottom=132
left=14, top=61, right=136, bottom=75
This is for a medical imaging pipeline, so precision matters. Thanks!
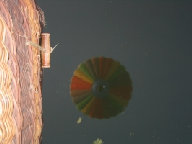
left=70, top=57, right=133, bottom=119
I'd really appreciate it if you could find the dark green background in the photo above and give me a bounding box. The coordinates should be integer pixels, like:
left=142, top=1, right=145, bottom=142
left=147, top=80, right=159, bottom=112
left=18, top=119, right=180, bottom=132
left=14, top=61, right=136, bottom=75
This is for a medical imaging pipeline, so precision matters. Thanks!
left=36, top=0, right=192, bottom=143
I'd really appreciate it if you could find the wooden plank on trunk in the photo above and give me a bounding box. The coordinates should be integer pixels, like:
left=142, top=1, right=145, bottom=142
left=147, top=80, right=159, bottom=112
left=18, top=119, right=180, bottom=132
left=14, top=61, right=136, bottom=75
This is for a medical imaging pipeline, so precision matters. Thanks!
left=0, top=0, right=44, bottom=143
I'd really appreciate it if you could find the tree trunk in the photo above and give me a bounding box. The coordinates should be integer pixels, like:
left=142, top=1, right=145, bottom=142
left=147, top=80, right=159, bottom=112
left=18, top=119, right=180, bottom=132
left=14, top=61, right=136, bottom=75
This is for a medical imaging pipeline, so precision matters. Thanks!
left=0, top=0, right=44, bottom=143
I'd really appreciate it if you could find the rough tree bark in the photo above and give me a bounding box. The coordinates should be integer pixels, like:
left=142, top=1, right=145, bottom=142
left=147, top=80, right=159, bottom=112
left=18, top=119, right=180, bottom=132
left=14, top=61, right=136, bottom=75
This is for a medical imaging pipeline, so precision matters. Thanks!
left=0, top=0, right=44, bottom=143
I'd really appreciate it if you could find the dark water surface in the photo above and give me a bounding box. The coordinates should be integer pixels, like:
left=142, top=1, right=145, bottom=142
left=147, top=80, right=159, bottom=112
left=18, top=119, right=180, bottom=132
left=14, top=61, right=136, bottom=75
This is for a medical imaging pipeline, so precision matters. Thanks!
left=36, top=0, right=192, bottom=143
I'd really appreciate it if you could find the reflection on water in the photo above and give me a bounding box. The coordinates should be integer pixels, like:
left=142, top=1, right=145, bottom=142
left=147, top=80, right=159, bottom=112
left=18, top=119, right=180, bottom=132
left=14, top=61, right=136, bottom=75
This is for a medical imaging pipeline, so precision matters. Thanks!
left=93, top=138, right=103, bottom=144
left=129, top=131, right=135, bottom=137
left=76, top=117, right=82, bottom=124
left=70, top=57, right=133, bottom=119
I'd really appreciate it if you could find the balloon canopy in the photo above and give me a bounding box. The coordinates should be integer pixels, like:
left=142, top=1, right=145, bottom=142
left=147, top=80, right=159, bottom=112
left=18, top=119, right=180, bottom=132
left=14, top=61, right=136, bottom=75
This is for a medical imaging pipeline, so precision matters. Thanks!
left=70, top=57, right=133, bottom=119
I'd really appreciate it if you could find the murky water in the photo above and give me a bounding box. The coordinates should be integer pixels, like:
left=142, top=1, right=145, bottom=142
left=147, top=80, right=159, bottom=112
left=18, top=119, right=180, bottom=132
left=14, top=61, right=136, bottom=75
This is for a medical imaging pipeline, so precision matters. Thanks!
left=37, top=0, right=192, bottom=143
